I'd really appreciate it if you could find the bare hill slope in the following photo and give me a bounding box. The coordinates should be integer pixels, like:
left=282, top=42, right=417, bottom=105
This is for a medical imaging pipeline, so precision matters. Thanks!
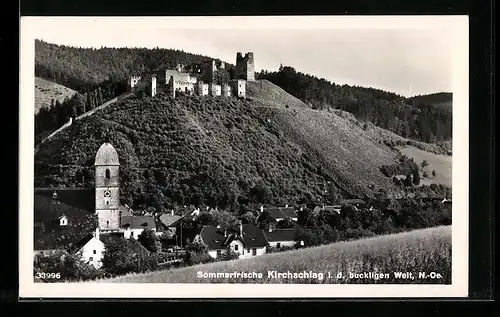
left=35, top=77, right=78, bottom=114
left=247, top=80, right=309, bottom=109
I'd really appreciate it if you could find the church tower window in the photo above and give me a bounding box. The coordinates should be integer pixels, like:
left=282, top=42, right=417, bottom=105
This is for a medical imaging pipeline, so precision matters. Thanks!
left=105, top=169, right=111, bottom=179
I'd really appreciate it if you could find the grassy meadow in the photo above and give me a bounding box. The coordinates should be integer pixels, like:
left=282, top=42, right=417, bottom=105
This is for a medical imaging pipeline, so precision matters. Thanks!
left=101, top=226, right=451, bottom=284
left=398, top=146, right=452, bottom=187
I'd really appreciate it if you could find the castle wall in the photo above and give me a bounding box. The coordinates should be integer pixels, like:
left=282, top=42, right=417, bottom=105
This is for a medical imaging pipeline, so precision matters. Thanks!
left=230, top=79, right=246, bottom=98
left=210, top=84, right=222, bottom=96
left=222, top=84, right=231, bottom=97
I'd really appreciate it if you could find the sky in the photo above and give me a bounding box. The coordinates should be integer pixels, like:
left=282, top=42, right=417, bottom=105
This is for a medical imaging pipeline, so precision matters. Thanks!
left=26, top=16, right=467, bottom=97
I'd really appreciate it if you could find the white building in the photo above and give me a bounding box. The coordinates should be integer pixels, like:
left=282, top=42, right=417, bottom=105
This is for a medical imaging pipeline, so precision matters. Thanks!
left=69, top=228, right=106, bottom=269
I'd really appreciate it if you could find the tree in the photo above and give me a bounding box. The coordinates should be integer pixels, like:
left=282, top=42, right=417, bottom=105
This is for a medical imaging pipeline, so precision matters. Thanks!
left=240, top=211, right=256, bottom=224
left=212, top=210, right=239, bottom=229
left=421, top=160, right=429, bottom=169
left=138, top=228, right=160, bottom=253
left=412, top=169, right=421, bottom=185
left=404, top=172, right=413, bottom=187
left=250, top=181, right=273, bottom=204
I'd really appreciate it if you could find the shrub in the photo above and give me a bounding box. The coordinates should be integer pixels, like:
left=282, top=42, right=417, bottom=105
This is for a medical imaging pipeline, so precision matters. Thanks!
left=34, top=251, right=103, bottom=282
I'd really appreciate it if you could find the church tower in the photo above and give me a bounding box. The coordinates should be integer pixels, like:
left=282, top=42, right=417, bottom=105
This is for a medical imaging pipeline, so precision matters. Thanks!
left=94, top=142, right=121, bottom=231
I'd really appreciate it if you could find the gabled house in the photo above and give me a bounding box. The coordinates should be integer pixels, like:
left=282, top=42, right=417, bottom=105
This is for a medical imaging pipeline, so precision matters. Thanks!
left=263, top=228, right=296, bottom=249
left=193, top=222, right=267, bottom=259
left=159, top=211, right=183, bottom=236
left=67, top=228, right=105, bottom=268
left=259, top=205, right=298, bottom=222
left=120, top=215, right=157, bottom=239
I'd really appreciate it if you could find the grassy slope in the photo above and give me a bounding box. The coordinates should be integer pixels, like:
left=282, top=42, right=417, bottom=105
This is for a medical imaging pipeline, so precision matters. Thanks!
left=35, top=77, right=77, bottom=114
left=397, top=146, right=452, bottom=187
left=102, top=225, right=451, bottom=284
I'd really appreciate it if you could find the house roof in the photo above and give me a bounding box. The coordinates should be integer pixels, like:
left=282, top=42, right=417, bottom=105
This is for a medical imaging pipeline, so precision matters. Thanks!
left=159, top=214, right=183, bottom=227
left=265, top=207, right=297, bottom=220
left=34, top=193, right=94, bottom=224
left=119, top=205, right=134, bottom=216
left=34, top=188, right=95, bottom=212
left=100, top=232, right=125, bottom=245
left=264, top=229, right=296, bottom=242
left=340, top=199, right=366, bottom=205
left=34, top=225, right=97, bottom=252
left=67, top=233, right=95, bottom=254
left=121, top=215, right=156, bottom=230
left=199, top=224, right=267, bottom=250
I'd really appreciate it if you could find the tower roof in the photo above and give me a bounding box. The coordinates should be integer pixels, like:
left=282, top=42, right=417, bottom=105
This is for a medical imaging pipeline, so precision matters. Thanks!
left=94, top=142, right=120, bottom=166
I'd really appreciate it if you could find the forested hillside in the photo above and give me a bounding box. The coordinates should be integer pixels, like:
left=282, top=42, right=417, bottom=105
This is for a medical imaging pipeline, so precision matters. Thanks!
left=409, top=92, right=453, bottom=109
left=257, top=66, right=452, bottom=145
left=34, top=93, right=406, bottom=213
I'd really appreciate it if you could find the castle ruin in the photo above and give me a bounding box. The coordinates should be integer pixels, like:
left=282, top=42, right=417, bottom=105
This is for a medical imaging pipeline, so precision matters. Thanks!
left=128, top=52, right=254, bottom=99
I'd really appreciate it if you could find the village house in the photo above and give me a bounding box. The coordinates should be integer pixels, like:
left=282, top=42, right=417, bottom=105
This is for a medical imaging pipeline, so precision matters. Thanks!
left=67, top=228, right=106, bottom=268
left=121, top=216, right=157, bottom=239
left=193, top=222, right=267, bottom=259
left=259, top=205, right=298, bottom=222
left=263, top=228, right=296, bottom=249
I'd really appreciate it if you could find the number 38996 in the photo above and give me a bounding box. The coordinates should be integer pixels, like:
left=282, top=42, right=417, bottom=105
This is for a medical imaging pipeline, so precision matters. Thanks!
left=35, top=272, right=61, bottom=279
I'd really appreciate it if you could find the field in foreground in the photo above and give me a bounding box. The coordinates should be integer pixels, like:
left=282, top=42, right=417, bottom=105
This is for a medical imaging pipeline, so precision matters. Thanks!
left=398, top=146, right=452, bottom=187
left=101, top=226, right=451, bottom=284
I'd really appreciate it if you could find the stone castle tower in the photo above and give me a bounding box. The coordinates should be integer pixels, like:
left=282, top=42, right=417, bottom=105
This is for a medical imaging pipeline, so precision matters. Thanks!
left=94, top=142, right=121, bottom=231
left=235, top=52, right=255, bottom=81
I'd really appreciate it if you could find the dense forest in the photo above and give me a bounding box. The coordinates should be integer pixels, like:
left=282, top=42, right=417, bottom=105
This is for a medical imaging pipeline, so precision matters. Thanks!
left=257, top=66, right=453, bottom=144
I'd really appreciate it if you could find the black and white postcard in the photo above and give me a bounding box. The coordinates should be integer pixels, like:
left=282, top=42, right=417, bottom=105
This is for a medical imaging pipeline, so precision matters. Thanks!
left=19, top=16, right=469, bottom=298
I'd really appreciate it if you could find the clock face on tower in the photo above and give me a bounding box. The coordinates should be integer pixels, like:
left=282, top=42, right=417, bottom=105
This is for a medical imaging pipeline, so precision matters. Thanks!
left=104, top=190, right=111, bottom=197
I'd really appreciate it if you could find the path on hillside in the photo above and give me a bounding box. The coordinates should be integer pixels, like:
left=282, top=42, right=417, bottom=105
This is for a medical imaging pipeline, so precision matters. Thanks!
left=34, top=92, right=134, bottom=155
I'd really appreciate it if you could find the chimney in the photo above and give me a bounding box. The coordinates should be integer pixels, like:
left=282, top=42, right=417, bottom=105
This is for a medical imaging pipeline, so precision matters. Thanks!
left=171, top=209, right=174, bottom=216
left=239, top=220, right=243, bottom=237
left=285, top=204, right=288, bottom=208
left=268, top=227, right=273, bottom=232
left=216, top=225, right=221, bottom=229
left=260, top=206, right=264, bottom=213
left=224, top=229, right=227, bottom=237
left=95, top=227, right=100, bottom=241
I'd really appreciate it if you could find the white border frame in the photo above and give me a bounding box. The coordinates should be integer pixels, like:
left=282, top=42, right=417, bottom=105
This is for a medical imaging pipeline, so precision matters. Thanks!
left=19, top=16, right=469, bottom=298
